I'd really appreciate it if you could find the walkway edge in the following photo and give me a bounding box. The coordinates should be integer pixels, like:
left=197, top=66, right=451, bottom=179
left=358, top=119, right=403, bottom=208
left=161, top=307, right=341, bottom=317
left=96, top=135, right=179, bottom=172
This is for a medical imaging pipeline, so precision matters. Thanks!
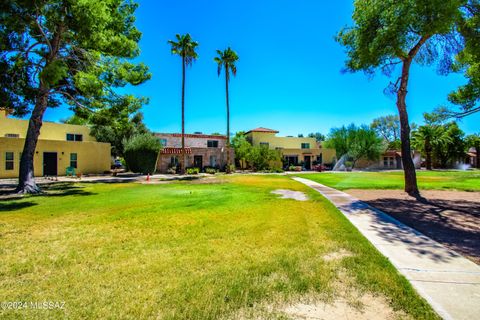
left=293, top=176, right=480, bottom=320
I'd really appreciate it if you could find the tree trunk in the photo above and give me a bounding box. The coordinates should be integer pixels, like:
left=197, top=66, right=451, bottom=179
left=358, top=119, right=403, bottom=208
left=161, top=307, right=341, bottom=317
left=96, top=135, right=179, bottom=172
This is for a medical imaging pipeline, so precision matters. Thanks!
left=16, top=91, right=49, bottom=194
left=15, top=23, right=63, bottom=194
left=397, top=58, right=420, bottom=196
left=225, top=67, right=231, bottom=173
left=425, top=138, right=432, bottom=170
left=181, top=55, right=186, bottom=175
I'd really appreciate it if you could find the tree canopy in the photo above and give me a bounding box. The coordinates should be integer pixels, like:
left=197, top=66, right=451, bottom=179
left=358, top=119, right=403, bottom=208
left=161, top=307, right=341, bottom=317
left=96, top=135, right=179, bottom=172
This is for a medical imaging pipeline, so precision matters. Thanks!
left=336, top=0, right=476, bottom=196
left=326, top=124, right=384, bottom=169
left=1, top=0, right=150, bottom=193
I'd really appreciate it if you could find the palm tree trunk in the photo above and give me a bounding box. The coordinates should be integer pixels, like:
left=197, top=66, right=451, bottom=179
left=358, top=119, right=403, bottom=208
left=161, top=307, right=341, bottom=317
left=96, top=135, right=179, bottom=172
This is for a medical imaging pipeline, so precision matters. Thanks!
left=16, top=89, right=50, bottom=194
left=425, top=138, right=432, bottom=170
left=225, top=68, right=231, bottom=173
left=181, top=55, right=186, bottom=174
left=397, top=58, right=420, bottom=197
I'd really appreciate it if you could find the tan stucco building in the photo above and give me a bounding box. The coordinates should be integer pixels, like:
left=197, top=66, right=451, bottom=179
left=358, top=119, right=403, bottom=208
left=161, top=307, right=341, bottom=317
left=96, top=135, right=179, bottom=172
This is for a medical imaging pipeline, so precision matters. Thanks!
left=245, top=127, right=336, bottom=169
left=0, top=110, right=111, bottom=178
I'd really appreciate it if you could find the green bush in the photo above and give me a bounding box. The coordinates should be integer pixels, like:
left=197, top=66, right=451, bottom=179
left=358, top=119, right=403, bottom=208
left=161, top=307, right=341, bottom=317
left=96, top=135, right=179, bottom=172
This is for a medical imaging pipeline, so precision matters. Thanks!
left=205, top=168, right=218, bottom=174
left=123, top=134, right=161, bottom=174
left=186, top=167, right=200, bottom=175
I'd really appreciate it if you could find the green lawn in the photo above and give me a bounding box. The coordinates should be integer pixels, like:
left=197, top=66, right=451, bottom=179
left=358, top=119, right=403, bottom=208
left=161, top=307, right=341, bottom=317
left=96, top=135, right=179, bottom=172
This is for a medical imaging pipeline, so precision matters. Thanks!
left=300, top=170, right=480, bottom=191
left=0, top=175, right=437, bottom=319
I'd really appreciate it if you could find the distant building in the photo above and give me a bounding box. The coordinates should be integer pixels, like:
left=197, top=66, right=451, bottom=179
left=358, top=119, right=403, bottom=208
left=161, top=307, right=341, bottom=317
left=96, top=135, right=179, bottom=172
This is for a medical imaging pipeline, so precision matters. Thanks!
left=154, top=133, right=234, bottom=173
left=354, top=150, right=422, bottom=170
left=0, top=109, right=111, bottom=178
left=244, top=127, right=336, bottom=169
left=467, top=147, right=478, bottom=168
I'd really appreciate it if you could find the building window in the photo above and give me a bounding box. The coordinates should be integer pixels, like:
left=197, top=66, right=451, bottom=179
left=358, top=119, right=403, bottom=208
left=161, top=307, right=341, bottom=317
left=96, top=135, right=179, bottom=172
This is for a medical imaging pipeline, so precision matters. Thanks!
left=301, top=143, right=310, bottom=149
left=170, top=156, right=179, bottom=166
left=259, top=142, right=269, bottom=148
left=383, top=157, right=394, bottom=167
left=4, top=133, right=19, bottom=138
left=70, top=153, right=78, bottom=168
left=285, top=156, right=298, bottom=166
left=66, top=133, right=83, bottom=142
left=159, top=138, right=167, bottom=146
left=207, top=140, right=219, bottom=148
left=5, top=152, right=14, bottom=170
left=209, top=155, right=217, bottom=167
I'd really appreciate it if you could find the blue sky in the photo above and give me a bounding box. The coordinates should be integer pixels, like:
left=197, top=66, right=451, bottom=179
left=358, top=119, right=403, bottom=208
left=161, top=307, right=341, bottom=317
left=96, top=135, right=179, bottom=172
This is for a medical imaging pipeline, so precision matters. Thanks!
left=43, top=0, right=480, bottom=135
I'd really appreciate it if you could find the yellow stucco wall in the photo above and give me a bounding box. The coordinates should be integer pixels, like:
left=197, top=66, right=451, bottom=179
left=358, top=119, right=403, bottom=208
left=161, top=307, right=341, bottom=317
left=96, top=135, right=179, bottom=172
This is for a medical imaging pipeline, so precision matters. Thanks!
left=246, top=131, right=337, bottom=164
left=0, top=138, right=111, bottom=178
left=0, top=110, right=111, bottom=178
left=0, top=110, right=95, bottom=142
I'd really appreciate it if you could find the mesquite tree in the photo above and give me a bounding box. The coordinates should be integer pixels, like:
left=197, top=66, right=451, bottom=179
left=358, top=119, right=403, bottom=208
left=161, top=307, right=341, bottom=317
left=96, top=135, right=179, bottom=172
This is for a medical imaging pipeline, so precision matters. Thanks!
left=0, top=0, right=150, bottom=193
left=336, top=0, right=475, bottom=196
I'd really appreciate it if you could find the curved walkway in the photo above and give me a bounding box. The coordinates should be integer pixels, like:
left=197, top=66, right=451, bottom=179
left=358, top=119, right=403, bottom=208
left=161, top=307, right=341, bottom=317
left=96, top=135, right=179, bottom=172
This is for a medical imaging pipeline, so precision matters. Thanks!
left=293, top=177, right=480, bottom=320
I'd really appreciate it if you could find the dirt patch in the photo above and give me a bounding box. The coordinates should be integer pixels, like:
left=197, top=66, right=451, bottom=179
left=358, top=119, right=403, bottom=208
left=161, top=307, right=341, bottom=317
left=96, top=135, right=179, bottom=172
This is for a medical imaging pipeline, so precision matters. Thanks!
left=346, top=189, right=480, bottom=264
left=272, top=189, right=309, bottom=201
left=323, top=249, right=353, bottom=262
left=280, top=293, right=402, bottom=320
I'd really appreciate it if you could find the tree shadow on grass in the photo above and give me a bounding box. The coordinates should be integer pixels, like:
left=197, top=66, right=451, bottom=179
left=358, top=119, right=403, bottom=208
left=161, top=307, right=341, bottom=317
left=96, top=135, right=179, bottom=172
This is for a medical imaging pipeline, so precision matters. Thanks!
left=0, top=182, right=97, bottom=204
left=39, top=182, right=97, bottom=197
left=0, top=201, right=37, bottom=212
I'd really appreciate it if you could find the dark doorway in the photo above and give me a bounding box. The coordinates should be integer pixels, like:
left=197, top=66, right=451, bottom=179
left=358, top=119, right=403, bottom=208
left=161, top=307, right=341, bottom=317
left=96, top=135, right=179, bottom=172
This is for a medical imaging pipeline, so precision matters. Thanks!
left=193, top=155, right=203, bottom=169
left=304, top=156, right=311, bottom=170
left=43, top=152, right=57, bottom=176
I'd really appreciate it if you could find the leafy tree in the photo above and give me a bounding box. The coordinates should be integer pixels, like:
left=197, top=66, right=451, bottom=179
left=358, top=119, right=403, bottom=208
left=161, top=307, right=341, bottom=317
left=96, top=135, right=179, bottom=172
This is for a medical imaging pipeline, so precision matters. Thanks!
left=123, top=133, right=162, bottom=174
left=336, top=0, right=471, bottom=196
left=1, top=0, right=150, bottom=193
left=231, top=131, right=251, bottom=169
left=214, top=47, right=239, bottom=173
left=297, top=134, right=304, bottom=138
left=371, top=115, right=401, bottom=149
left=348, top=125, right=385, bottom=169
left=248, top=145, right=282, bottom=171
left=326, top=124, right=384, bottom=169
left=325, top=126, right=349, bottom=158
left=64, top=95, right=149, bottom=157
left=307, top=132, right=326, bottom=142
left=436, top=4, right=480, bottom=118
left=465, top=134, right=480, bottom=168
left=168, top=33, right=199, bottom=174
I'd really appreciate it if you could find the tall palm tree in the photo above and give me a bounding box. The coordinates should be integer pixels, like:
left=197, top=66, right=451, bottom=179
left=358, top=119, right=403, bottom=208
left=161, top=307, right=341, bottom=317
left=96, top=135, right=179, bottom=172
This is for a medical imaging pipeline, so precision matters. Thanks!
left=214, top=47, right=239, bottom=173
left=168, top=34, right=199, bottom=174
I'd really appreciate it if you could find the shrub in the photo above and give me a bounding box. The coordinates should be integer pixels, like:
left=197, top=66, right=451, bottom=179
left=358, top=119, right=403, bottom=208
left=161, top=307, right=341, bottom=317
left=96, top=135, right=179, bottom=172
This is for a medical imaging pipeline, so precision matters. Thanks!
left=123, top=133, right=161, bottom=174
left=186, top=167, right=200, bottom=175
left=205, top=168, right=218, bottom=174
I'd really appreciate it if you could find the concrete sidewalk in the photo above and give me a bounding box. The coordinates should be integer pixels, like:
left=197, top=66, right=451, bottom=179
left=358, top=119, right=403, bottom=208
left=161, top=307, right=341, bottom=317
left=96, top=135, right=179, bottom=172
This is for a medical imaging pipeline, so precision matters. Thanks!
left=293, top=177, right=480, bottom=320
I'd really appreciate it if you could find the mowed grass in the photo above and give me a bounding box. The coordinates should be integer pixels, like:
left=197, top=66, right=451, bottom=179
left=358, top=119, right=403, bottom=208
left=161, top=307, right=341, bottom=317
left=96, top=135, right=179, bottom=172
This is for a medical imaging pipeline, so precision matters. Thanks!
left=300, top=170, right=480, bottom=191
left=0, top=175, right=437, bottom=319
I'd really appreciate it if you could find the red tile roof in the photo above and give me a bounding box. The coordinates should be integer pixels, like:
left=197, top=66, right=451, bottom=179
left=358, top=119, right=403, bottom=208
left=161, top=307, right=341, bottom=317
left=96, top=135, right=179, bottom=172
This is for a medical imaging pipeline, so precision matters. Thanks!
left=246, top=127, right=279, bottom=134
left=161, top=147, right=192, bottom=155
left=155, top=133, right=227, bottom=139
